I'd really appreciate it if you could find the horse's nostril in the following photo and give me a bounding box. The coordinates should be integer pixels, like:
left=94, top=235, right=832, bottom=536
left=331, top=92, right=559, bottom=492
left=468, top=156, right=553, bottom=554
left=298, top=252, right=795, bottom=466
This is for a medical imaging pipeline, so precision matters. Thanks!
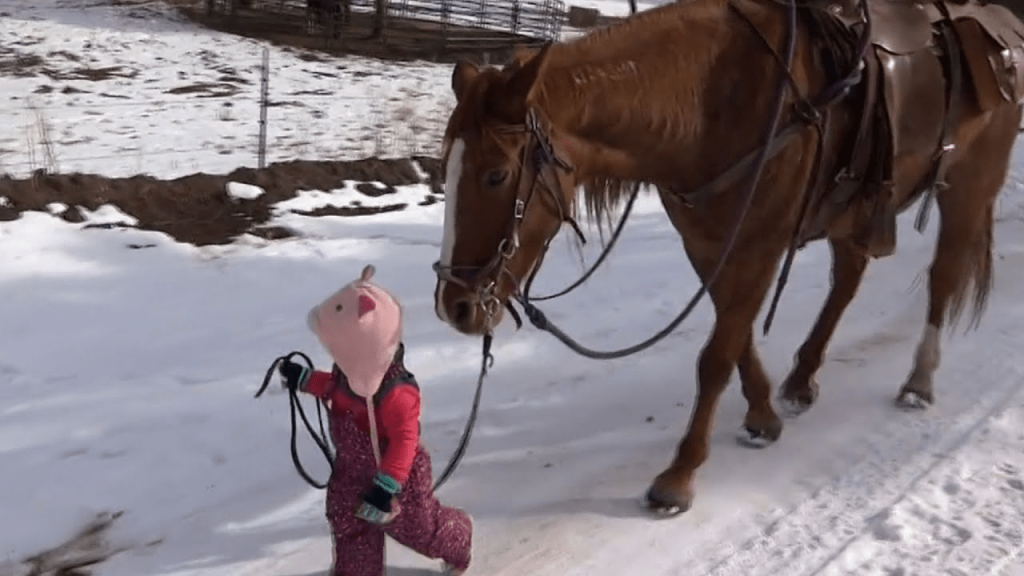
left=453, top=300, right=472, bottom=325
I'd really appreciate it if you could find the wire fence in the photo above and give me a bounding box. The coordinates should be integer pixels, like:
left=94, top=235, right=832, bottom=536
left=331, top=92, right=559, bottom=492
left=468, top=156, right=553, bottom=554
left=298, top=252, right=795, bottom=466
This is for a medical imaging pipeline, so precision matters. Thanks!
left=0, top=47, right=453, bottom=180
left=222, top=0, right=566, bottom=45
left=385, top=0, right=565, bottom=41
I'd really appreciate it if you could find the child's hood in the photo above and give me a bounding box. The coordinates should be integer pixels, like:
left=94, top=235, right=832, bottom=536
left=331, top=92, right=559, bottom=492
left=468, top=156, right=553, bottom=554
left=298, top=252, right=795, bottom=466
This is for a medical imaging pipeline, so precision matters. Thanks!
left=307, top=264, right=402, bottom=398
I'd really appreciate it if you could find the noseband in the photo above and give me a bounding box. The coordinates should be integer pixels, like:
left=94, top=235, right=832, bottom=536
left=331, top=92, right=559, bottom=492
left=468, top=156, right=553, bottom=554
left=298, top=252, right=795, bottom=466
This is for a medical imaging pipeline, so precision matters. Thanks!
left=432, top=108, right=586, bottom=329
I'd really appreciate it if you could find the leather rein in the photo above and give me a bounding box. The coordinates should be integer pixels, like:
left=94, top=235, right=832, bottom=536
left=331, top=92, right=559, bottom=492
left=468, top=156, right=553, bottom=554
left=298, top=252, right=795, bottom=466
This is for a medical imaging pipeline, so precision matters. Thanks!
left=433, top=0, right=872, bottom=356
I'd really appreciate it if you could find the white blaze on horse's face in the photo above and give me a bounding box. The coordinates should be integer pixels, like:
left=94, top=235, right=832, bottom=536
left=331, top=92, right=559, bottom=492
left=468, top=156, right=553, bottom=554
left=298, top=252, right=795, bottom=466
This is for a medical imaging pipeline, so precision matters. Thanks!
left=435, top=137, right=466, bottom=326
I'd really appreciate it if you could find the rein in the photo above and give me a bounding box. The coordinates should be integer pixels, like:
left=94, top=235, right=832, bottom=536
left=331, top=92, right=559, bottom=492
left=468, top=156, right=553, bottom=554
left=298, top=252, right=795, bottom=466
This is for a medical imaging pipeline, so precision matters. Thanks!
left=437, top=0, right=873, bottom=361
left=254, top=351, right=334, bottom=489
left=254, top=336, right=495, bottom=493
left=510, top=0, right=804, bottom=359
left=416, top=0, right=872, bottom=488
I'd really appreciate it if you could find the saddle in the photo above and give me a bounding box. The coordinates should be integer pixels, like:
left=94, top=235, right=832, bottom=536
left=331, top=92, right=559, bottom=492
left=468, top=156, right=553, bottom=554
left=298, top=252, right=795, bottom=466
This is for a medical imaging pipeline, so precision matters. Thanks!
left=802, top=0, right=1024, bottom=257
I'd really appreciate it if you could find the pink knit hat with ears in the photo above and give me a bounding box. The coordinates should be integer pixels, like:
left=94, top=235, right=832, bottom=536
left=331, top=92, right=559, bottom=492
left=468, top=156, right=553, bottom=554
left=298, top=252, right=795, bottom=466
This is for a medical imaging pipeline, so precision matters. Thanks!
left=307, top=264, right=402, bottom=398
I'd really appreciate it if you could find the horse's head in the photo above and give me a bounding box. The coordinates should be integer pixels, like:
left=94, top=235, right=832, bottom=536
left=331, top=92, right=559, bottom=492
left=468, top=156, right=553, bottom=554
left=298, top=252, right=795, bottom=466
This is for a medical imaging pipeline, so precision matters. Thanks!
left=432, top=44, right=579, bottom=336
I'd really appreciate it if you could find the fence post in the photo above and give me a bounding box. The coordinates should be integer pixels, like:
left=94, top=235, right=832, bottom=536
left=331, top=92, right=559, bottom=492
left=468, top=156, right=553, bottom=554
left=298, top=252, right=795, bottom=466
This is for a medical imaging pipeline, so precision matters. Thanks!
left=258, top=46, right=269, bottom=170
left=513, top=0, right=521, bottom=36
left=440, top=0, right=451, bottom=53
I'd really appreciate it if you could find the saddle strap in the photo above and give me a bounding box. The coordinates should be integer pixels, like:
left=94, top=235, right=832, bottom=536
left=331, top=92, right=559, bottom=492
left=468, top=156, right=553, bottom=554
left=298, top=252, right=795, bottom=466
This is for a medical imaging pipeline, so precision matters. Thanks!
left=835, top=50, right=881, bottom=205
left=915, top=13, right=964, bottom=233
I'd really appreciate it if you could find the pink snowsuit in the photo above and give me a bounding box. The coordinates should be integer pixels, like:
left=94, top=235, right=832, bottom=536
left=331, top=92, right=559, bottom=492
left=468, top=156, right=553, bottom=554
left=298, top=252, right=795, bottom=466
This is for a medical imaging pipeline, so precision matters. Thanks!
left=302, top=265, right=472, bottom=576
left=302, top=360, right=473, bottom=576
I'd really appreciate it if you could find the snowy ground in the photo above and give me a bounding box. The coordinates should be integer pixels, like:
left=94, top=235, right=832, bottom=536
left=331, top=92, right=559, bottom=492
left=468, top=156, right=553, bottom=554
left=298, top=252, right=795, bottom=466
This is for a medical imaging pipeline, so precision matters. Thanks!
left=3, top=1, right=1024, bottom=575
left=0, top=0, right=670, bottom=181
left=4, top=157, right=1024, bottom=576
left=0, top=0, right=675, bottom=181
left=0, top=0, right=454, bottom=179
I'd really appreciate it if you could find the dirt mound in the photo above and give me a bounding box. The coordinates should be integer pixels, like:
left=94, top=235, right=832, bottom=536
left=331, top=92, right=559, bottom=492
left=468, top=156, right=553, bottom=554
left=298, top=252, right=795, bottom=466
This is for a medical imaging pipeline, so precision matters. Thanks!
left=0, top=156, right=443, bottom=246
left=2, top=511, right=134, bottom=576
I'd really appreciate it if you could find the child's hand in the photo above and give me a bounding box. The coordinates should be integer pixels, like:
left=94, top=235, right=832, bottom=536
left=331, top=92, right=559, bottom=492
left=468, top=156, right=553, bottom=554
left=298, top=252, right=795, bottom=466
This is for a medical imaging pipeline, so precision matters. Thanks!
left=278, top=359, right=310, bottom=392
left=355, top=472, right=401, bottom=525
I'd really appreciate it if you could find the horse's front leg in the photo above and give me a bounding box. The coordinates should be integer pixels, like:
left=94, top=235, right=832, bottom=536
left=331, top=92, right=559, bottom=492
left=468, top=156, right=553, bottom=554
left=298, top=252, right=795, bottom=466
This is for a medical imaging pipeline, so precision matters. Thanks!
left=779, top=237, right=868, bottom=414
left=737, top=334, right=783, bottom=446
left=645, top=248, right=783, bottom=515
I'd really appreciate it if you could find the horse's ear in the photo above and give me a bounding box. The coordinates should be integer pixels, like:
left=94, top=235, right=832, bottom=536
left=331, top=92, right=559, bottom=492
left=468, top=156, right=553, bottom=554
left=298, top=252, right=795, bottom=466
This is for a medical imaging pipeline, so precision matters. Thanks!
left=505, top=42, right=553, bottom=105
left=508, top=45, right=538, bottom=71
left=451, top=60, right=480, bottom=102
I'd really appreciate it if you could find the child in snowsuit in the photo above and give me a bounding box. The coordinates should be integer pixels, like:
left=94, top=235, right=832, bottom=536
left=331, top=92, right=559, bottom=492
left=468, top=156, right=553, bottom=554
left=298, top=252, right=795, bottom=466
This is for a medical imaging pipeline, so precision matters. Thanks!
left=278, top=265, right=473, bottom=576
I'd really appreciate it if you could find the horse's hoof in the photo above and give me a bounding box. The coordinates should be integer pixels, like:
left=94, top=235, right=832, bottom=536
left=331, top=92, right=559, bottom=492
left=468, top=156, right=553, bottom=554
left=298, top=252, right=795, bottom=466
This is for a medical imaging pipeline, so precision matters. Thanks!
left=778, top=397, right=813, bottom=419
left=644, top=479, right=693, bottom=517
left=895, top=389, right=932, bottom=410
left=735, top=424, right=779, bottom=449
left=779, top=374, right=818, bottom=418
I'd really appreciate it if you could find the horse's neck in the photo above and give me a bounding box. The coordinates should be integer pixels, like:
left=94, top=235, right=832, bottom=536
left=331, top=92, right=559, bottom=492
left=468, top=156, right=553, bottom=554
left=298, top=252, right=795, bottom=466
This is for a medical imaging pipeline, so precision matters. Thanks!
left=539, top=38, right=721, bottom=184
left=541, top=11, right=792, bottom=189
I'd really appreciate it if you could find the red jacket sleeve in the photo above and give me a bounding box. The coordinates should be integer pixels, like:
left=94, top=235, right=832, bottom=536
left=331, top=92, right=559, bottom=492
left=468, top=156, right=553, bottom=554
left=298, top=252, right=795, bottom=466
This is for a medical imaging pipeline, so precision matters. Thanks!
left=301, top=370, right=335, bottom=399
left=376, top=385, right=421, bottom=486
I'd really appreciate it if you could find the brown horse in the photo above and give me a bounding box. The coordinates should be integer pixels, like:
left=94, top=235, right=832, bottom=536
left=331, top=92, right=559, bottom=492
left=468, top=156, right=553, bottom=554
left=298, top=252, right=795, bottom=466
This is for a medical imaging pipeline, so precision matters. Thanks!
left=432, top=0, right=1024, bottom=515
left=306, top=0, right=351, bottom=37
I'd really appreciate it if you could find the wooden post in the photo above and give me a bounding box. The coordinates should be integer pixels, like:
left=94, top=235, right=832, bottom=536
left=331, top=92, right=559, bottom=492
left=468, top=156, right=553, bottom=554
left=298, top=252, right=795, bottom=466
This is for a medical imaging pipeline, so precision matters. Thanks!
left=258, top=46, right=269, bottom=170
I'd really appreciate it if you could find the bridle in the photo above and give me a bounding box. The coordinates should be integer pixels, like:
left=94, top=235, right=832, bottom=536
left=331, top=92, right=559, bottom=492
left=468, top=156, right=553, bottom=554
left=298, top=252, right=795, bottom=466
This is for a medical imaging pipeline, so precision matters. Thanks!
left=431, top=108, right=584, bottom=329
left=433, top=0, right=875, bottom=359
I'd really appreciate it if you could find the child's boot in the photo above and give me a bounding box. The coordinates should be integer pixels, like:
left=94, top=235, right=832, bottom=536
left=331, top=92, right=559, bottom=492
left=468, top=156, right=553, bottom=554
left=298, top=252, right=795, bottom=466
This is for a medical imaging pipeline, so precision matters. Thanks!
left=440, top=513, right=473, bottom=575
left=441, top=562, right=466, bottom=576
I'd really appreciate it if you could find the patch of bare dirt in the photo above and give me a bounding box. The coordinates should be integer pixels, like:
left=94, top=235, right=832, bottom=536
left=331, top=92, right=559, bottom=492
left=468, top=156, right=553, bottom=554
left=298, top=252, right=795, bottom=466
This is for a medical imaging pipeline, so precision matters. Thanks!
left=33, top=85, right=91, bottom=95
left=0, top=47, right=45, bottom=78
left=47, top=50, right=83, bottom=62
left=0, top=46, right=140, bottom=82
left=42, top=65, right=138, bottom=82
left=296, top=203, right=408, bottom=217
left=0, top=155, right=443, bottom=246
left=165, top=81, right=242, bottom=97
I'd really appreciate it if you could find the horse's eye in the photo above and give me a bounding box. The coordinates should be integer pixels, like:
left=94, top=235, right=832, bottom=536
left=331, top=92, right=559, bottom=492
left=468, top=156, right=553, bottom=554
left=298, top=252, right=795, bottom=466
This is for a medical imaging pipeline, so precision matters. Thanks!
left=485, top=169, right=508, bottom=188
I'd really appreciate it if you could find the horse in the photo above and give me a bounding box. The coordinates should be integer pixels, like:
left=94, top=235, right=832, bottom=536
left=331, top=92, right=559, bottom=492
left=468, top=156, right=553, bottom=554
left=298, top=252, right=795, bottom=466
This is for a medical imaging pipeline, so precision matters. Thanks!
left=306, top=0, right=350, bottom=37
left=431, top=0, right=1024, bottom=515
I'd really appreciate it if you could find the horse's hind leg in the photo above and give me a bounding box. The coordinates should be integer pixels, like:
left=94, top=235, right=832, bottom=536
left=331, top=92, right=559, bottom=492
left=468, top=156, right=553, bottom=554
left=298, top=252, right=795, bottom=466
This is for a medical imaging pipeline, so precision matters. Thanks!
left=895, top=104, right=1018, bottom=408
left=779, top=237, right=868, bottom=415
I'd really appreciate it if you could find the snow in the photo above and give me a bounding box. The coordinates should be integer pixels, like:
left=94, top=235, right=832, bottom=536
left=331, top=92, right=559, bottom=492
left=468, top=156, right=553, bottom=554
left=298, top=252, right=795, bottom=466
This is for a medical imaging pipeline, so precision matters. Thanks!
left=570, top=0, right=674, bottom=17
left=272, top=181, right=434, bottom=215
left=2, top=1, right=1024, bottom=576
left=0, top=0, right=453, bottom=180
left=79, top=204, right=140, bottom=227
left=8, top=175, right=1024, bottom=576
left=226, top=182, right=266, bottom=202
left=0, top=0, right=672, bottom=180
